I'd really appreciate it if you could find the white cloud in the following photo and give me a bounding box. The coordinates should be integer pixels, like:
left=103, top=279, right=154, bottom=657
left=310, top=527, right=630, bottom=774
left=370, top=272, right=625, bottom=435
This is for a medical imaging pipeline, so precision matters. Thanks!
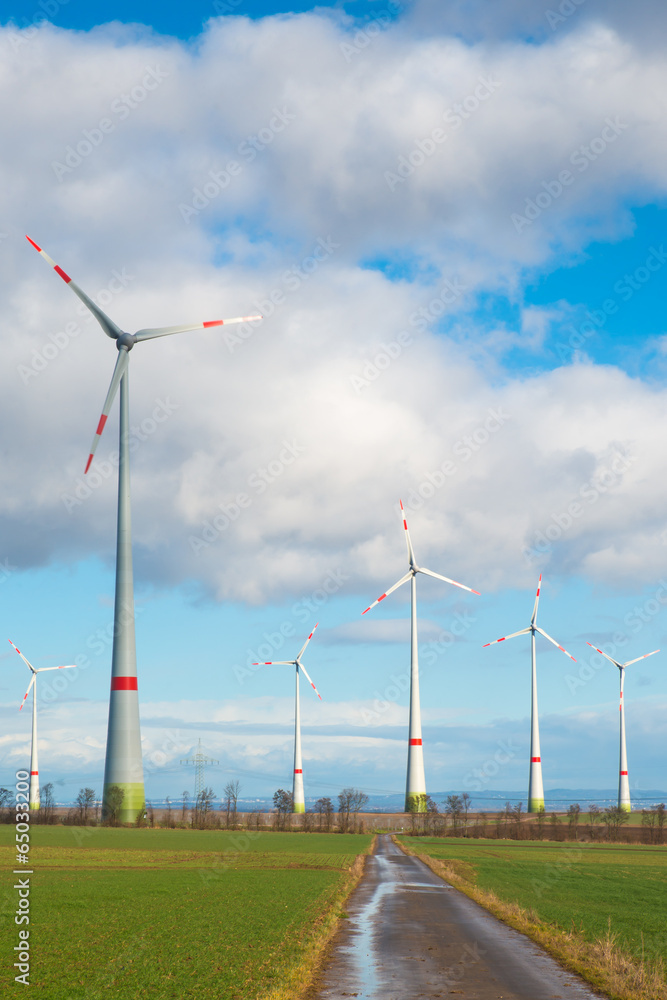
left=0, top=13, right=666, bottom=609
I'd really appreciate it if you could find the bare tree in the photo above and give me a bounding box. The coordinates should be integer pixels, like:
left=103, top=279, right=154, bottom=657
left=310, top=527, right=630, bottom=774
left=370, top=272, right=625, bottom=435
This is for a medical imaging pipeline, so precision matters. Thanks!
left=603, top=806, right=630, bottom=841
left=567, top=803, right=581, bottom=840
left=223, top=780, right=241, bottom=828
left=194, top=787, right=216, bottom=828
left=181, top=790, right=190, bottom=825
left=461, top=793, right=472, bottom=835
left=588, top=803, right=601, bottom=840
left=657, top=803, right=665, bottom=844
left=314, top=796, right=334, bottom=832
left=512, top=801, right=523, bottom=839
left=0, top=787, right=13, bottom=823
left=445, top=794, right=462, bottom=834
left=425, top=796, right=440, bottom=835
left=76, top=787, right=96, bottom=824
left=40, top=782, right=56, bottom=825
left=338, top=788, right=368, bottom=833
left=104, top=785, right=125, bottom=826
left=273, top=789, right=293, bottom=830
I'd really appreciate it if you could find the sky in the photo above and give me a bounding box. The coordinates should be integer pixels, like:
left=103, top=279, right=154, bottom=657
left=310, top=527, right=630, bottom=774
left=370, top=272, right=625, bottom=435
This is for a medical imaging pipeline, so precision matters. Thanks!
left=1, top=0, right=666, bottom=808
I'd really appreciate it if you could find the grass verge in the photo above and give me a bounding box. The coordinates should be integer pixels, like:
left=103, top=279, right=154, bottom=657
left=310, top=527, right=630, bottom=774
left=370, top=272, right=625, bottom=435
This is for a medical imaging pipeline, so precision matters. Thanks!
left=395, top=836, right=666, bottom=1000
left=261, top=834, right=376, bottom=1000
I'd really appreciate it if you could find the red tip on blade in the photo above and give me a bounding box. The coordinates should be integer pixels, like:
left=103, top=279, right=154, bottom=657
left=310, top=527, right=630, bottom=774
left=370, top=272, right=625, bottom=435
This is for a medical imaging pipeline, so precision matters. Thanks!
left=361, top=607, right=371, bottom=615
left=471, top=589, right=481, bottom=596
left=203, top=320, right=223, bottom=328
left=26, top=235, right=41, bottom=251
left=84, top=454, right=94, bottom=475
left=54, top=264, right=71, bottom=283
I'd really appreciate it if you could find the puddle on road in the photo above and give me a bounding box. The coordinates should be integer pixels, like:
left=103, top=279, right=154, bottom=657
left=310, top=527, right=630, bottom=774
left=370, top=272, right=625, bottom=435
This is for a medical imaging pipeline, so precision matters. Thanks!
left=338, top=855, right=396, bottom=999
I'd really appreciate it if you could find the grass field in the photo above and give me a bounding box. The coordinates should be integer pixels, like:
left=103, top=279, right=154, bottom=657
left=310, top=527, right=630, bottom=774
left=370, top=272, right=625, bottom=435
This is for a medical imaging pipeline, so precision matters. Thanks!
left=0, top=826, right=373, bottom=999
left=401, top=836, right=667, bottom=995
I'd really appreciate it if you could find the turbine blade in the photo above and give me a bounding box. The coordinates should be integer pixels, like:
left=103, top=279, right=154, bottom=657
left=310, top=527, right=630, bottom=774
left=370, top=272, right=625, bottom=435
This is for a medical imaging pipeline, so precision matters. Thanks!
left=35, top=664, right=77, bottom=672
left=85, top=349, right=130, bottom=473
left=26, top=236, right=122, bottom=340
left=531, top=574, right=542, bottom=625
left=296, top=622, right=319, bottom=661
left=361, top=571, right=412, bottom=614
left=133, top=315, right=262, bottom=342
left=19, top=674, right=36, bottom=711
left=399, top=500, right=416, bottom=566
left=8, top=639, right=36, bottom=674
left=535, top=626, right=576, bottom=662
left=251, top=660, right=295, bottom=666
left=624, top=649, right=660, bottom=667
left=298, top=661, right=322, bottom=701
left=482, top=627, right=531, bottom=647
left=585, top=641, right=622, bottom=669
left=418, top=566, right=481, bottom=595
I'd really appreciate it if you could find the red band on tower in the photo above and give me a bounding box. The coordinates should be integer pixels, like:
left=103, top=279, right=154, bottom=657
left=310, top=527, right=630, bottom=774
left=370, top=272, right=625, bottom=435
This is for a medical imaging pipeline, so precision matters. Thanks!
left=111, top=676, right=138, bottom=691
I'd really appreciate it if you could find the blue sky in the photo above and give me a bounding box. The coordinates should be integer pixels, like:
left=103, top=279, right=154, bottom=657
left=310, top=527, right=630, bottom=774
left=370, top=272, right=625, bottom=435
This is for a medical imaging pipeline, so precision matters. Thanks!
left=1, top=0, right=666, bottom=807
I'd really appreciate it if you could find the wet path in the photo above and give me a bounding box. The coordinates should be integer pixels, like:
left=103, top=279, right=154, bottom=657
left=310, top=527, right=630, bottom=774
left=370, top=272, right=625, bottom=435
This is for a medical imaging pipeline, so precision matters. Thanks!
left=311, top=834, right=601, bottom=1000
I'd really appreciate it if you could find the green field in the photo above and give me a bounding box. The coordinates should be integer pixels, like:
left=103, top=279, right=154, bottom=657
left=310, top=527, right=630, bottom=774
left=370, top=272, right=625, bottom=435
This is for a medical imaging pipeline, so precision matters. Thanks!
left=401, top=836, right=667, bottom=970
left=0, top=826, right=372, bottom=999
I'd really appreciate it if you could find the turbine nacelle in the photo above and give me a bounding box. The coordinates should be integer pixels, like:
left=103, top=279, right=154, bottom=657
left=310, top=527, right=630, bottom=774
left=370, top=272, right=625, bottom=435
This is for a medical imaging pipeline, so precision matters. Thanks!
left=117, top=333, right=137, bottom=351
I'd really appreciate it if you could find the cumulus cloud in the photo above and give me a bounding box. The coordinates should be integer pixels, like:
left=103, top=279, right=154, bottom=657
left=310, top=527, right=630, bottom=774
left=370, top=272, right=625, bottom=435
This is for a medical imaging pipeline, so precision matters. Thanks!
left=0, top=11, right=666, bottom=608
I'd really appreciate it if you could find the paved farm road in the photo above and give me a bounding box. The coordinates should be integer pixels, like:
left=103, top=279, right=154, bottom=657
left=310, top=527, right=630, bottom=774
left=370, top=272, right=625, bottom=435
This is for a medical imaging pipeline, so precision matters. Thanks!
left=310, top=835, right=600, bottom=1000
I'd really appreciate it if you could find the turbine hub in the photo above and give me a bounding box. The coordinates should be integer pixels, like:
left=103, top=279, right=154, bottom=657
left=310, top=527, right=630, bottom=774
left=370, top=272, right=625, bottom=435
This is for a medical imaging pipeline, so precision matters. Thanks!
left=117, top=332, right=137, bottom=351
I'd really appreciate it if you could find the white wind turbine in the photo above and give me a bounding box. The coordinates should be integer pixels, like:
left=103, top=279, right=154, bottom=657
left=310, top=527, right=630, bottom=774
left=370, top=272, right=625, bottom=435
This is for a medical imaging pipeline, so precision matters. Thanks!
left=586, top=642, right=659, bottom=812
left=362, top=501, right=480, bottom=813
left=253, top=623, right=322, bottom=814
left=9, top=639, right=75, bottom=810
left=483, top=575, right=576, bottom=813
left=27, top=235, right=261, bottom=823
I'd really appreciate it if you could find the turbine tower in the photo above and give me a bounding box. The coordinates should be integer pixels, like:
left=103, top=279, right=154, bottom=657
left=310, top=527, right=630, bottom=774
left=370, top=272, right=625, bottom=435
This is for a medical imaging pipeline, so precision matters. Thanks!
left=9, top=639, right=75, bottom=810
left=483, top=575, right=576, bottom=813
left=362, top=502, right=480, bottom=814
left=28, top=235, right=261, bottom=823
left=586, top=642, right=659, bottom=812
left=253, top=623, right=322, bottom=814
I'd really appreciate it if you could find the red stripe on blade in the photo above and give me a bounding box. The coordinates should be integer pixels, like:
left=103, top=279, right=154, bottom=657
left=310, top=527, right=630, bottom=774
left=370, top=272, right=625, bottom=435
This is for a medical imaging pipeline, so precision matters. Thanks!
left=531, top=757, right=541, bottom=762
left=203, top=320, right=223, bottom=328
left=54, top=265, right=71, bottom=283
left=409, top=738, right=422, bottom=746
left=30, top=771, right=38, bottom=775
left=294, top=769, right=303, bottom=774
left=111, top=676, right=138, bottom=691
left=620, top=770, right=628, bottom=775
left=96, top=414, right=108, bottom=436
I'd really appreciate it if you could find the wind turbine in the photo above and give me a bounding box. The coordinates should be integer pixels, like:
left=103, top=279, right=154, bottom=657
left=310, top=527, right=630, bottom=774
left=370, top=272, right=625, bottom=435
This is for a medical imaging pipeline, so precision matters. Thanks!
left=362, top=501, right=480, bottom=814
left=27, top=235, right=261, bottom=823
left=9, top=639, right=75, bottom=810
left=483, top=575, right=576, bottom=813
left=253, top=624, right=322, bottom=814
left=586, top=642, right=659, bottom=812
